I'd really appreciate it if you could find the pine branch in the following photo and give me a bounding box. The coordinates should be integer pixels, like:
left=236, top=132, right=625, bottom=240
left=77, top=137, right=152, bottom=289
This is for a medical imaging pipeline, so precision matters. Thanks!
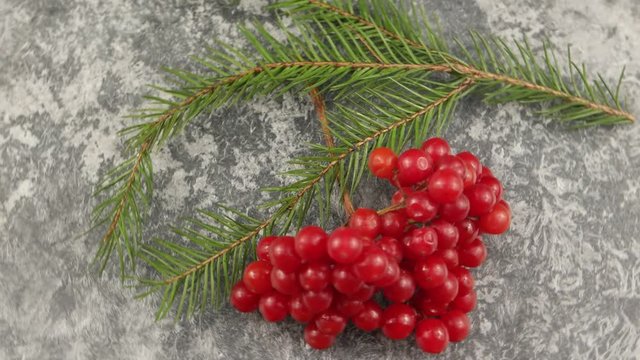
left=138, top=79, right=473, bottom=319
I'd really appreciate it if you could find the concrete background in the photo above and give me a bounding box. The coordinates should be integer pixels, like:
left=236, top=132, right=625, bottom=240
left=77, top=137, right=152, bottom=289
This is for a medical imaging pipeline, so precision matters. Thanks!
left=1, top=0, right=639, bottom=359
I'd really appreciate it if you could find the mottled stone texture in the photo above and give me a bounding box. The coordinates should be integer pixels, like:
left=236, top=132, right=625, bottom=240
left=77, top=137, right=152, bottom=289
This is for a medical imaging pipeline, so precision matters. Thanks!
left=1, top=0, right=639, bottom=359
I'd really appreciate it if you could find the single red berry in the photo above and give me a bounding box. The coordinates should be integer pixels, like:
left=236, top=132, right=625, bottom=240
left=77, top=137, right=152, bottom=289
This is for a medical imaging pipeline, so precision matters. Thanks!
left=369, top=259, right=401, bottom=287
left=382, top=270, right=416, bottom=303
left=381, top=211, right=408, bottom=239
left=304, top=322, right=335, bottom=350
left=442, top=310, right=471, bottom=342
left=477, top=175, right=503, bottom=201
left=242, top=260, right=273, bottom=294
left=431, top=219, right=459, bottom=249
left=461, top=161, right=477, bottom=189
left=335, top=295, right=365, bottom=318
left=397, top=149, right=434, bottom=186
left=451, top=289, right=477, bottom=313
left=434, top=248, right=459, bottom=269
left=415, top=318, right=449, bottom=354
left=295, top=226, right=328, bottom=261
left=405, top=191, right=439, bottom=222
left=428, top=169, right=464, bottom=204
left=327, top=227, right=364, bottom=264
left=290, top=293, right=315, bottom=323
left=230, top=281, right=260, bottom=313
left=302, top=288, right=334, bottom=314
left=403, top=227, right=438, bottom=260
left=414, top=255, right=448, bottom=289
left=421, top=137, right=451, bottom=163
left=378, top=236, right=403, bottom=263
left=298, top=262, right=331, bottom=291
left=346, top=283, right=375, bottom=302
left=465, top=183, right=497, bottom=216
left=436, top=155, right=466, bottom=178
left=479, top=201, right=511, bottom=234
left=315, top=309, right=347, bottom=335
left=458, top=237, right=487, bottom=268
left=480, top=165, right=494, bottom=179
left=256, top=236, right=277, bottom=262
left=353, top=300, right=383, bottom=332
left=428, top=272, right=459, bottom=304
left=270, top=236, right=301, bottom=273
left=440, top=194, right=470, bottom=223
left=457, top=151, right=482, bottom=177
left=258, top=291, right=289, bottom=322
left=381, top=303, right=417, bottom=340
left=368, top=147, right=398, bottom=179
left=353, top=246, right=389, bottom=283
left=348, top=208, right=382, bottom=238
left=450, top=267, right=474, bottom=296
left=331, top=265, right=364, bottom=295
left=270, top=267, right=301, bottom=295
left=456, top=218, right=479, bottom=246
left=413, top=292, right=448, bottom=317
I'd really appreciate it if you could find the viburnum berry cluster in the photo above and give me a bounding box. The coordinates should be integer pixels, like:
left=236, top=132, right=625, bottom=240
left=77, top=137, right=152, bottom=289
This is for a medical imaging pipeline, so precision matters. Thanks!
left=230, top=137, right=510, bottom=353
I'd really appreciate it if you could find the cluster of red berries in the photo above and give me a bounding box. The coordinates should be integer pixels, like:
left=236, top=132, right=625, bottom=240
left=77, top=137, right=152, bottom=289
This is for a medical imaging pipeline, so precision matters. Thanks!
left=230, top=137, right=510, bottom=353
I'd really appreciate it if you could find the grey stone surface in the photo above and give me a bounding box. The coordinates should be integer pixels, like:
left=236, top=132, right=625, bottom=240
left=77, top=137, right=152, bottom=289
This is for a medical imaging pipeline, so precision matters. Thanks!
left=1, top=0, right=640, bottom=359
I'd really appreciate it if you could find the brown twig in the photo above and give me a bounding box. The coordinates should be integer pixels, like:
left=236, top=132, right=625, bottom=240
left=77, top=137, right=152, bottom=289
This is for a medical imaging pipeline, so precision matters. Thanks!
left=310, top=88, right=355, bottom=216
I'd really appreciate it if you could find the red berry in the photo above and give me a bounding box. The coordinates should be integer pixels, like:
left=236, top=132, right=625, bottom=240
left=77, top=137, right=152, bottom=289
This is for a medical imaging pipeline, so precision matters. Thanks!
left=428, top=169, right=464, bottom=204
left=369, top=259, right=401, bottom=287
left=347, top=283, right=375, bottom=301
left=397, top=149, right=434, bottom=186
left=480, top=166, right=494, bottom=179
left=380, top=211, right=408, bottom=239
left=270, top=267, right=301, bottom=295
left=230, top=282, right=260, bottom=313
left=456, top=218, right=479, bottom=246
left=258, top=291, right=289, bottom=322
left=298, top=262, right=331, bottom=291
left=414, top=256, right=448, bottom=289
left=431, top=219, right=459, bottom=249
left=461, top=161, right=477, bottom=188
left=368, top=147, right=397, bottom=179
left=465, top=184, right=497, bottom=216
left=405, top=191, right=439, bottom=222
left=353, top=246, right=389, bottom=283
left=450, top=267, right=474, bottom=296
left=457, top=151, right=482, bottom=178
left=256, top=236, right=277, bottom=262
left=382, top=270, right=416, bottom=303
left=451, top=289, right=477, bottom=313
left=294, top=226, right=328, bottom=261
left=331, top=265, right=364, bottom=295
left=304, top=322, right=336, bottom=350
left=378, top=236, right=403, bottom=263
left=477, top=175, right=503, bottom=201
left=479, top=201, right=511, bottom=234
left=420, top=137, right=451, bottom=163
left=428, top=272, right=459, bottom=304
left=315, top=309, right=347, bottom=335
left=414, top=292, right=448, bottom=317
left=458, top=237, right=487, bottom=268
left=434, top=248, right=459, bottom=269
left=269, top=236, right=301, bottom=273
left=327, top=227, right=364, bottom=264
left=381, top=303, right=417, bottom=340
left=436, top=155, right=466, bottom=177
left=290, top=293, right=315, bottom=323
left=403, top=227, right=438, bottom=260
left=242, top=260, right=273, bottom=294
left=348, top=208, right=382, bottom=238
left=353, top=300, right=383, bottom=332
left=302, top=288, right=334, bottom=314
left=442, top=310, right=470, bottom=342
left=440, top=194, right=470, bottom=222
left=415, top=318, right=449, bottom=354
left=335, top=295, right=365, bottom=318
